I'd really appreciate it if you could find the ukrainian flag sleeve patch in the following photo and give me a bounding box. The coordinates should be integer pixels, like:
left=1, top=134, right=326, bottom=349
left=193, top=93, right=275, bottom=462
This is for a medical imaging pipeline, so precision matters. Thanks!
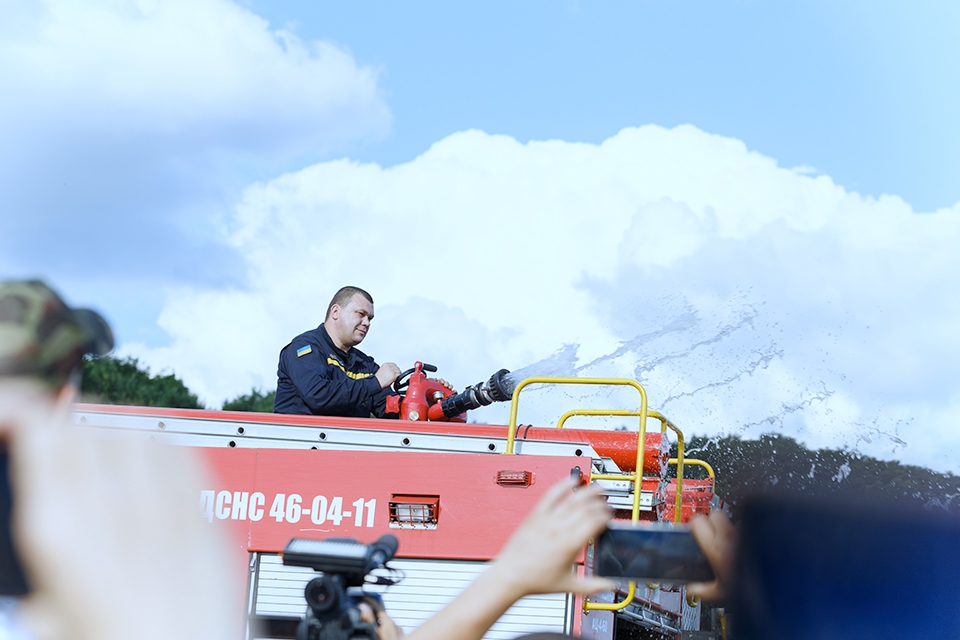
left=296, top=345, right=313, bottom=357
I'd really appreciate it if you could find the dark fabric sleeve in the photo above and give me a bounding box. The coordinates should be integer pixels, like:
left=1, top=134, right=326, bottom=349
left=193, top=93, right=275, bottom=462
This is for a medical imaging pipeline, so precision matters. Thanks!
left=371, top=386, right=400, bottom=419
left=281, top=346, right=382, bottom=415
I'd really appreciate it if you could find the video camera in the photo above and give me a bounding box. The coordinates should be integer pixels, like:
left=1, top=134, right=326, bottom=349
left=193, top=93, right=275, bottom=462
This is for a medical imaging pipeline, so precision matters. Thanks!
left=282, top=535, right=400, bottom=640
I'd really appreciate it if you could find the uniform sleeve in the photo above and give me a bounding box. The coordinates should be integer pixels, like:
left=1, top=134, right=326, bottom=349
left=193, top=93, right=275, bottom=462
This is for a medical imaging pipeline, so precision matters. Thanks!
left=371, top=386, right=400, bottom=419
left=280, top=345, right=382, bottom=415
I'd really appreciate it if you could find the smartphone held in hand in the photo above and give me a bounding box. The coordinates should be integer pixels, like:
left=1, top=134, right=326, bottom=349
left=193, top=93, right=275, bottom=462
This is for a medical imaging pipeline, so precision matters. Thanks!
left=593, top=522, right=714, bottom=583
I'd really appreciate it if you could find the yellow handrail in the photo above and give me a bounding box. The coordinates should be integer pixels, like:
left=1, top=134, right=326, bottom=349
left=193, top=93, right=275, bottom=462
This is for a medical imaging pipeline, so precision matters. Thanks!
left=668, top=458, right=715, bottom=485
left=504, top=377, right=649, bottom=614
left=556, top=408, right=644, bottom=430
left=507, top=377, right=648, bottom=448
left=506, top=377, right=648, bottom=519
left=555, top=408, right=686, bottom=524
left=584, top=581, right=636, bottom=612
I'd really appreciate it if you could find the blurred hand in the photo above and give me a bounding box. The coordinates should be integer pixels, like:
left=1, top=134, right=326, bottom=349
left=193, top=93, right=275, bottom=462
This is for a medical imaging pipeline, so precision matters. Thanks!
left=358, top=598, right=403, bottom=640
left=490, top=477, right=615, bottom=599
left=1, top=380, right=240, bottom=640
left=376, top=363, right=402, bottom=390
left=433, top=378, right=456, bottom=392
left=688, top=509, right=736, bottom=602
left=405, top=477, right=615, bottom=640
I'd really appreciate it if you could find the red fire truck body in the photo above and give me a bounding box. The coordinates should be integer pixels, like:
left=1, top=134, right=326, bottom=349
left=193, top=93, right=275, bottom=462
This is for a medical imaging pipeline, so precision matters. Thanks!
left=73, top=375, right=718, bottom=640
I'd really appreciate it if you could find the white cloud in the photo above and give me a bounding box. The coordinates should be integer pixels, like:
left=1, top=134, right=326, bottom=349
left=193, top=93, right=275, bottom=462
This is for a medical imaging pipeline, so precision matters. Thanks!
left=128, top=124, right=960, bottom=473
left=0, top=0, right=390, bottom=311
left=0, top=0, right=388, bottom=149
left=618, top=200, right=715, bottom=267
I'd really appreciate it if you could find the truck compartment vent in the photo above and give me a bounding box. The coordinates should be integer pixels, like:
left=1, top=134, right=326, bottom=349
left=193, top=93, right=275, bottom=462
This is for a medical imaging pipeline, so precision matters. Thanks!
left=389, top=495, right=440, bottom=529
left=496, top=470, right=534, bottom=486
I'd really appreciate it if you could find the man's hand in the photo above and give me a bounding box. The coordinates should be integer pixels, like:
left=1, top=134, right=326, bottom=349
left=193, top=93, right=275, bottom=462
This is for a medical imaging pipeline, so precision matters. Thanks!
left=687, top=509, right=736, bottom=602
left=375, top=362, right=402, bottom=390
left=433, top=378, right=456, bottom=392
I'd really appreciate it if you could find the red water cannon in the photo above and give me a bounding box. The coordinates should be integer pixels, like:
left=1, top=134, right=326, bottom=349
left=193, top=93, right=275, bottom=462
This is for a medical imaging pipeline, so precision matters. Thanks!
left=386, top=361, right=465, bottom=422
left=387, top=363, right=515, bottom=422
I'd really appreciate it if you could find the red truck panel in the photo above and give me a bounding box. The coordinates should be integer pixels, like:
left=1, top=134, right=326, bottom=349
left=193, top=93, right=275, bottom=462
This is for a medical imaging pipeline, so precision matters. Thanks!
left=199, top=448, right=586, bottom=561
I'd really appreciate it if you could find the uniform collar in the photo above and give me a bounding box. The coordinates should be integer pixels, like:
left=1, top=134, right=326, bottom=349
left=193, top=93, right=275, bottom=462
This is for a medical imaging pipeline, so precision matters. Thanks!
left=319, top=324, right=353, bottom=364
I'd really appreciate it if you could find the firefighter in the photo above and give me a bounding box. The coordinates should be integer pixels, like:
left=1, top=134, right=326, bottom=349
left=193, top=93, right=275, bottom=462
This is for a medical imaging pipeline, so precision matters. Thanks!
left=0, top=280, right=239, bottom=640
left=274, top=286, right=403, bottom=417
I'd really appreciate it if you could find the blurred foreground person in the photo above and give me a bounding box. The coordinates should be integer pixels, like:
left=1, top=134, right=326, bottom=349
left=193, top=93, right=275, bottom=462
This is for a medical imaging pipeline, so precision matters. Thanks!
left=689, top=494, right=960, bottom=640
left=0, top=280, right=239, bottom=640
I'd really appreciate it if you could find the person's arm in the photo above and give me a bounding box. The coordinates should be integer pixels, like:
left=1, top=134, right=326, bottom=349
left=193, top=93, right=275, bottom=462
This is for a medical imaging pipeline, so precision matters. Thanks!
left=370, top=385, right=399, bottom=419
left=405, top=478, right=615, bottom=640
left=282, top=346, right=382, bottom=415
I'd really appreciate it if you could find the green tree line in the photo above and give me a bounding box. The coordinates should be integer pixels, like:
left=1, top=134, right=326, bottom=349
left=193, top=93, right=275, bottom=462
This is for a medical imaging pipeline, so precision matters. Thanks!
left=81, top=355, right=274, bottom=411
left=672, top=433, right=960, bottom=515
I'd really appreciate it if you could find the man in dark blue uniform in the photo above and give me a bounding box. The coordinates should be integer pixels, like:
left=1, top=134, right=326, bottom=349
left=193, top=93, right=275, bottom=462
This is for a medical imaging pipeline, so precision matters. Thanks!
left=274, top=286, right=402, bottom=417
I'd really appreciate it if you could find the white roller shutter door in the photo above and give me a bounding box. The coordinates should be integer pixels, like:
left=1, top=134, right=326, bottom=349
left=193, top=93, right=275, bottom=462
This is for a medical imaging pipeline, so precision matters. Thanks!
left=254, top=554, right=568, bottom=640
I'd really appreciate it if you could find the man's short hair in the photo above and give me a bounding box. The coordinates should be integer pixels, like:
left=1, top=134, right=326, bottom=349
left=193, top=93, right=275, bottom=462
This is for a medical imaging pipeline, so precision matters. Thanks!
left=0, top=280, right=114, bottom=386
left=325, top=286, right=374, bottom=320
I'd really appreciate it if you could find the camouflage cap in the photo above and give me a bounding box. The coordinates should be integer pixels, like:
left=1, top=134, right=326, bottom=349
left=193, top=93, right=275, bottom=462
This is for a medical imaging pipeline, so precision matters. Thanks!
left=0, top=280, right=114, bottom=385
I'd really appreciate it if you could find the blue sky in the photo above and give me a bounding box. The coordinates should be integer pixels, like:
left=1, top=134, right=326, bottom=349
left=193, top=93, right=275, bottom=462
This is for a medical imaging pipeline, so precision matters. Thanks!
left=2, top=0, right=959, bottom=474
left=247, top=0, right=959, bottom=209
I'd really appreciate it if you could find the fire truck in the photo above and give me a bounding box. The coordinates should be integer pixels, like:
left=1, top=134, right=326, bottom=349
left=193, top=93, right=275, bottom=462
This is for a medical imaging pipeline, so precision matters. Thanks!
left=73, top=363, right=722, bottom=640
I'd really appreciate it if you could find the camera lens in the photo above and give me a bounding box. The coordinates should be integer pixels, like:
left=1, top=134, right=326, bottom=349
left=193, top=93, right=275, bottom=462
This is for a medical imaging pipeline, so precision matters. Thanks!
left=304, top=576, right=338, bottom=615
